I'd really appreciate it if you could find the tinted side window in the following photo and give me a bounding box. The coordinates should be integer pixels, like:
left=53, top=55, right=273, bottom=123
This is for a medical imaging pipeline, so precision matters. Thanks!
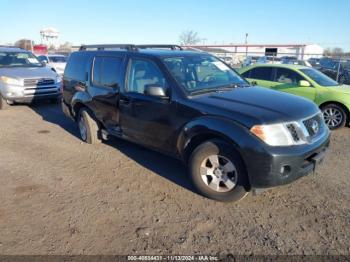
left=249, top=67, right=273, bottom=81
left=127, top=59, right=166, bottom=94
left=275, top=68, right=304, bottom=84
left=64, top=53, right=90, bottom=81
left=241, top=70, right=251, bottom=78
left=92, top=57, right=122, bottom=88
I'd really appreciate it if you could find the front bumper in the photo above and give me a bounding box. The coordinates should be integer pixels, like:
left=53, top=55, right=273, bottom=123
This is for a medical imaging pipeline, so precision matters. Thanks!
left=1, top=83, right=61, bottom=103
left=244, top=130, right=330, bottom=189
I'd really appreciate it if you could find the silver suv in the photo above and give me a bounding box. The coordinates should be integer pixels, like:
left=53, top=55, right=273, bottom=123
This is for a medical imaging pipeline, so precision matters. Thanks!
left=0, top=47, right=62, bottom=109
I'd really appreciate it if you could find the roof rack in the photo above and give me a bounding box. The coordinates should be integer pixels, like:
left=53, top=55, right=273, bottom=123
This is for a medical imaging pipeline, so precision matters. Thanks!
left=79, top=44, right=137, bottom=51
left=77, top=44, right=183, bottom=52
left=137, top=45, right=183, bottom=50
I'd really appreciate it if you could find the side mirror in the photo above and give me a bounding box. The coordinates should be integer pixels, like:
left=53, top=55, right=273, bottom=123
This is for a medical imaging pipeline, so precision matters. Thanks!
left=41, top=60, right=47, bottom=66
left=251, top=81, right=258, bottom=86
left=144, top=84, right=168, bottom=98
left=299, top=80, right=311, bottom=87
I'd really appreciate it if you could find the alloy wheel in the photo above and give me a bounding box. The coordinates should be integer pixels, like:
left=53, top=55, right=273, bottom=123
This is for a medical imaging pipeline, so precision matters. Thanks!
left=323, top=107, right=343, bottom=128
left=200, top=155, right=237, bottom=193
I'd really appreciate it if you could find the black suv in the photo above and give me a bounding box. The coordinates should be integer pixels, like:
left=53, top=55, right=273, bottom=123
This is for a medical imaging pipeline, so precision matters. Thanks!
left=62, top=44, right=330, bottom=202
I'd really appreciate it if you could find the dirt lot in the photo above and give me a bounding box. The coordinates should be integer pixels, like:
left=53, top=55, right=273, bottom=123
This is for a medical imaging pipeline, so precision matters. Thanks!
left=0, top=102, right=349, bottom=256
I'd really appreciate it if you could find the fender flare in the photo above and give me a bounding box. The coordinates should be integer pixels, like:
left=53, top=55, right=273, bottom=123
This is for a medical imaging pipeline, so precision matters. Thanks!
left=70, top=91, right=93, bottom=118
left=176, top=116, right=256, bottom=162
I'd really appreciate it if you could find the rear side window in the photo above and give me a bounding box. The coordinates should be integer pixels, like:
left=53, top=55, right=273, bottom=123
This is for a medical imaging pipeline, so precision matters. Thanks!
left=248, top=67, right=273, bottom=81
left=92, top=57, right=122, bottom=88
left=64, top=53, right=90, bottom=81
left=274, top=68, right=304, bottom=84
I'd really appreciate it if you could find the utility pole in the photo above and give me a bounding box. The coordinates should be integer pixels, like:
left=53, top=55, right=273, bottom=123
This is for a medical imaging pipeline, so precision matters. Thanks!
left=245, top=33, right=248, bottom=57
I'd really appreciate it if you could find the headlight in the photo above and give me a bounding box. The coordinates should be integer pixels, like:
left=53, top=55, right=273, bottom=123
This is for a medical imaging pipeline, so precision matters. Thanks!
left=56, top=76, right=62, bottom=83
left=251, top=122, right=306, bottom=146
left=0, top=76, right=23, bottom=86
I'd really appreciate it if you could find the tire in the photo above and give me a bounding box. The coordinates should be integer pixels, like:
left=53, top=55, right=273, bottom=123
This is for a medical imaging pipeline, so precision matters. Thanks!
left=0, top=95, right=10, bottom=110
left=77, top=108, right=102, bottom=144
left=322, top=104, right=347, bottom=130
left=188, top=139, right=249, bottom=202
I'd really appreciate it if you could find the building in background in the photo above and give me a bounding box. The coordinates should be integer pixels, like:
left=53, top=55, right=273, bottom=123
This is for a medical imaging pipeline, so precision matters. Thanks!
left=184, top=44, right=324, bottom=60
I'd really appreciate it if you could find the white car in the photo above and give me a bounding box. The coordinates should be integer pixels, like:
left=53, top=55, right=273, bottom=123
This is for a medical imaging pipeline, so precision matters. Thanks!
left=37, top=54, right=67, bottom=76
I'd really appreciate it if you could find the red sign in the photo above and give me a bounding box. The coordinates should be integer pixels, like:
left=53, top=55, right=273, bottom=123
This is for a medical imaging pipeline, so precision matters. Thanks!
left=33, top=44, right=48, bottom=55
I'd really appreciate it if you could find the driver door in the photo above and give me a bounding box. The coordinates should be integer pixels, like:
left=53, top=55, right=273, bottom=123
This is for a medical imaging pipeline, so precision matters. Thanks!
left=119, top=57, right=178, bottom=152
left=271, top=68, right=316, bottom=101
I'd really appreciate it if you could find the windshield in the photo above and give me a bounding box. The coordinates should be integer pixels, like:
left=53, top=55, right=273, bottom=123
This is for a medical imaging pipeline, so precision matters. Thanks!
left=300, top=68, right=339, bottom=86
left=49, top=56, right=67, bottom=63
left=341, top=62, right=350, bottom=71
left=163, top=55, right=247, bottom=94
left=0, top=51, right=42, bottom=68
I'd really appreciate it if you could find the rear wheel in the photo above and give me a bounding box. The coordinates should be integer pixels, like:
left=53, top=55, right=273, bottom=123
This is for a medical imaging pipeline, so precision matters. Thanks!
left=77, top=108, right=102, bottom=144
left=189, top=139, right=249, bottom=202
left=322, top=104, right=347, bottom=130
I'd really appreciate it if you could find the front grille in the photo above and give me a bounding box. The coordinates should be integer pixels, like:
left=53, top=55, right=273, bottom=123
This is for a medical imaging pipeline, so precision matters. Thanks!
left=303, top=114, right=323, bottom=137
left=23, top=78, right=59, bottom=97
left=286, top=124, right=300, bottom=142
left=24, top=78, right=55, bottom=87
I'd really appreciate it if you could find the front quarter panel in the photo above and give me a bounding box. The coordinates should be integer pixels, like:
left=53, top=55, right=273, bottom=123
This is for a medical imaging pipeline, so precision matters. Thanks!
left=315, top=87, right=350, bottom=111
left=177, top=116, right=262, bottom=163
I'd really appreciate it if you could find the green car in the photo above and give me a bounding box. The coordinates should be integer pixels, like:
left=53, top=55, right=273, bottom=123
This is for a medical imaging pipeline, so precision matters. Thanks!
left=239, top=64, right=350, bottom=129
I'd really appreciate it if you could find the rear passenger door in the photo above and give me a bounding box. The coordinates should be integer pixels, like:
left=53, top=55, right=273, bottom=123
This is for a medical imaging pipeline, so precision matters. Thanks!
left=242, top=67, right=275, bottom=88
left=119, top=57, right=177, bottom=152
left=89, top=55, right=125, bottom=129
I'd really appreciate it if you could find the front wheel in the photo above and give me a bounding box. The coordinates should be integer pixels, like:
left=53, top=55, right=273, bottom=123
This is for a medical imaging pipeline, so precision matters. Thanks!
left=189, top=139, right=249, bottom=202
left=77, top=108, right=102, bottom=144
left=0, top=95, right=11, bottom=110
left=322, top=104, right=347, bottom=130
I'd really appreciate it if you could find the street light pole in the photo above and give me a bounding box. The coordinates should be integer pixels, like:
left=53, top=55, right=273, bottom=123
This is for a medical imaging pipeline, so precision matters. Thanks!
left=245, top=33, right=248, bottom=57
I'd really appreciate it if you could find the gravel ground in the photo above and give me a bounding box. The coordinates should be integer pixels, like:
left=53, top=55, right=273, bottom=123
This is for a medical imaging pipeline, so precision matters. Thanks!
left=0, top=102, right=349, bottom=256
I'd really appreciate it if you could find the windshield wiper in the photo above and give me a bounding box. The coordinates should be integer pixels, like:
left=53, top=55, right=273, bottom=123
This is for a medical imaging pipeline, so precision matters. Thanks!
left=190, top=88, right=220, bottom=95
left=216, top=83, right=249, bottom=89
left=190, top=83, right=248, bottom=95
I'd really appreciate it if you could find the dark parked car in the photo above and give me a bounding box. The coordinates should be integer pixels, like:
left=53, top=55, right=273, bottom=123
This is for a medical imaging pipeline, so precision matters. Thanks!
left=308, top=58, right=321, bottom=67
left=318, top=58, right=350, bottom=84
left=62, top=44, right=330, bottom=202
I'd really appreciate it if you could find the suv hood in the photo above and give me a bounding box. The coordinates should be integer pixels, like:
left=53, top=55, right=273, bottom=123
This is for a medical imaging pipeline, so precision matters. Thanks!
left=0, top=67, right=58, bottom=79
left=191, top=86, right=320, bottom=127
